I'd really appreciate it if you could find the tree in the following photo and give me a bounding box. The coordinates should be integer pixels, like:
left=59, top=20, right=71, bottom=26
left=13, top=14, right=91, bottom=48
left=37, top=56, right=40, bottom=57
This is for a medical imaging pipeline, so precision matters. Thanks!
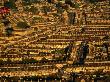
left=68, top=12, right=76, bottom=25
left=103, top=43, right=109, bottom=60
left=47, top=0, right=52, bottom=3
left=42, top=57, right=48, bottom=62
left=24, top=6, right=38, bottom=14
left=4, top=0, right=17, bottom=10
left=80, top=28, right=85, bottom=33
left=74, top=3, right=80, bottom=8
left=5, top=27, right=14, bottom=37
left=29, top=6, right=38, bottom=14
left=103, top=35, right=109, bottom=40
left=1, top=16, right=10, bottom=26
left=22, top=58, right=37, bottom=64
left=17, top=21, right=30, bottom=29
left=64, top=44, right=73, bottom=60
left=65, top=0, right=73, bottom=7
left=5, top=58, right=12, bottom=64
left=0, top=60, right=3, bottom=65
left=55, top=2, right=62, bottom=9
left=32, top=16, right=43, bottom=23
left=94, top=69, right=105, bottom=82
left=2, top=19, right=10, bottom=26
left=88, top=0, right=98, bottom=4
left=76, top=42, right=89, bottom=65
left=70, top=72, right=79, bottom=82
left=42, top=6, right=50, bottom=15
left=23, top=0, right=41, bottom=6
left=51, top=49, right=65, bottom=54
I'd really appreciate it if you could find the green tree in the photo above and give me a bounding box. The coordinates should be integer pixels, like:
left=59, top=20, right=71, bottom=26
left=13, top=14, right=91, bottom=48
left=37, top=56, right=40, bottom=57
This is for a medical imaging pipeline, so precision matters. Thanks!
left=5, top=27, right=14, bottom=37
left=42, top=57, right=48, bottom=62
left=88, top=0, right=98, bottom=4
left=42, top=6, right=50, bottom=15
left=4, top=0, right=17, bottom=10
left=17, top=21, right=30, bottom=29
left=0, top=59, right=3, bottom=65
left=74, top=3, right=80, bottom=8
left=51, top=49, right=65, bottom=54
left=24, top=6, right=38, bottom=14
left=22, top=58, right=37, bottom=64
left=29, top=6, right=38, bottom=14
left=23, top=0, right=40, bottom=6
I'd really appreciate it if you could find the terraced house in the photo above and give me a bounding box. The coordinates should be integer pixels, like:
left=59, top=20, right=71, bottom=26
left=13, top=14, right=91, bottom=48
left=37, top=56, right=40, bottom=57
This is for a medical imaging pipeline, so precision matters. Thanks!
left=0, top=0, right=110, bottom=82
